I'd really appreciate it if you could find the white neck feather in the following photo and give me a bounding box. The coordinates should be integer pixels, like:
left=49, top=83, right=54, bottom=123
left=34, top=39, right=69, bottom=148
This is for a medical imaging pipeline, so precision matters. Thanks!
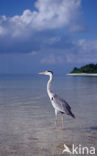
left=47, top=73, right=53, bottom=98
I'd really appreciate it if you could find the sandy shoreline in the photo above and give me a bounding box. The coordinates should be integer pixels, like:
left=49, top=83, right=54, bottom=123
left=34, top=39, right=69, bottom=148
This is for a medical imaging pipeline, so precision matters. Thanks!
left=67, top=73, right=97, bottom=76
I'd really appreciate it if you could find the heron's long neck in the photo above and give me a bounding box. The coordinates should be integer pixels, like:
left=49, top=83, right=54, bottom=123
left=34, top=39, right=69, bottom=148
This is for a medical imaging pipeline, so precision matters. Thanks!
left=47, top=74, right=53, bottom=97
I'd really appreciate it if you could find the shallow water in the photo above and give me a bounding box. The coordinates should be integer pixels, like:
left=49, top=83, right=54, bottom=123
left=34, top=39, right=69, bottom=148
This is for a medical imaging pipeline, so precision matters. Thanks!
left=0, top=74, right=97, bottom=156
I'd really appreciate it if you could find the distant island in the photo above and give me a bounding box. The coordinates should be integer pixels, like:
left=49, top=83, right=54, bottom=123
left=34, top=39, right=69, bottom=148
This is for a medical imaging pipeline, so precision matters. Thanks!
left=68, top=64, right=97, bottom=76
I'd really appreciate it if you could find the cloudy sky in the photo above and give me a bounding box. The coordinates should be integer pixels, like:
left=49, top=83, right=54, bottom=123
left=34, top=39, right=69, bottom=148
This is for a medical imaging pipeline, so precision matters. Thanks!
left=0, top=0, right=97, bottom=74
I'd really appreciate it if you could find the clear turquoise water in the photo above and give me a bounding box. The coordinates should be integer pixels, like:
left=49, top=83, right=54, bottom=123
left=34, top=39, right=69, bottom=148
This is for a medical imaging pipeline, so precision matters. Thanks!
left=0, top=74, right=97, bottom=156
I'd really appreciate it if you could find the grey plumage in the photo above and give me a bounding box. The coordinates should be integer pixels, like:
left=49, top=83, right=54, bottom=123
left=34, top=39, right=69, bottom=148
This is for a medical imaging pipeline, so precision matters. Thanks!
left=52, top=94, right=75, bottom=118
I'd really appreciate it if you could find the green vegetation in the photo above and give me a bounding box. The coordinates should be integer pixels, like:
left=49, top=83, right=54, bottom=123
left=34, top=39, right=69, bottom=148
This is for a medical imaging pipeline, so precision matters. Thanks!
left=70, top=64, right=97, bottom=73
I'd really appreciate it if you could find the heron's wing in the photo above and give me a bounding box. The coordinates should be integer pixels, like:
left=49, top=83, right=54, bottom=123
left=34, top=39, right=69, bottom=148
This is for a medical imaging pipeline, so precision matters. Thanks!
left=52, top=94, right=75, bottom=118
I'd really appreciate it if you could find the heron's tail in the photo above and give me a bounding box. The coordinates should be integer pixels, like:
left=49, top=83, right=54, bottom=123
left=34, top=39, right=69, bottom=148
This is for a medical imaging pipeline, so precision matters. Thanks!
left=69, top=111, right=75, bottom=119
left=71, top=113, right=75, bottom=119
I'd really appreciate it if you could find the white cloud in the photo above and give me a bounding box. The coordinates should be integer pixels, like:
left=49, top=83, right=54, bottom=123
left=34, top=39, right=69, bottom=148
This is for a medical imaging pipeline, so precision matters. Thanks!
left=25, top=51, right=37, bottom=56
left=41, top=54, right=64, bottom=64
left=77, top=39, right=97, bottom=52
left=33, top=0, right=81, bottom=30
left=65, top=39, right=97, bottom=63
left=0, top=0, right=81, bottom=37
left=70, top=24, right=88, bottom=33
left=0, top=26, right=5, bottom=35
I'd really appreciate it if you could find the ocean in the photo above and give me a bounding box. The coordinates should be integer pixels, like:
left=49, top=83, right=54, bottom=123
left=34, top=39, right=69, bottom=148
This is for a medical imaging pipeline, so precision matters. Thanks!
left=0, top=74, right=97, bottom=156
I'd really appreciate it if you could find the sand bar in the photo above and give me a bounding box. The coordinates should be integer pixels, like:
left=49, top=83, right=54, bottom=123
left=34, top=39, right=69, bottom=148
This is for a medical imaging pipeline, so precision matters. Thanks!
left=67, top=73, right=97, bottom=76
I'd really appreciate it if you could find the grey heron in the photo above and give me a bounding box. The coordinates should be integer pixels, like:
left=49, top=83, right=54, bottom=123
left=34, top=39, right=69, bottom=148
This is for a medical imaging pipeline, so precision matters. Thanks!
left=39, top=70, right=75, bottom=129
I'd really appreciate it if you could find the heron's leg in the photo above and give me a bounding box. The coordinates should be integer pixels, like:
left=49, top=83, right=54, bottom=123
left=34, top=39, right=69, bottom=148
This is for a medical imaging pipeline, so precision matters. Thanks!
left=61, top=114, right=64, bottom=129
left=54, top=110, right=58, bottom=129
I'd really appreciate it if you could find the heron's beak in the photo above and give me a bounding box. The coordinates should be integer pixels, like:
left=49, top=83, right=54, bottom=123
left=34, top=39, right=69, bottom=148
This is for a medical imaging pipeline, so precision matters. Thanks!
left=38, top=72, right=46, bottom=75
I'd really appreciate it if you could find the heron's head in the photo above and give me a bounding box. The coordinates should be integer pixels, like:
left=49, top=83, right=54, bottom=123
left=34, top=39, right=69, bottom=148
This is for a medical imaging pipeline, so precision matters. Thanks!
left=39, top=70, right=53, bottom=76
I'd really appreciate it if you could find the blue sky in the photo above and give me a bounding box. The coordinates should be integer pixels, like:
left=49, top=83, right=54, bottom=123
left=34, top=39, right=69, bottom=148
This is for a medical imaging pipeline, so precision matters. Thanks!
left=0, top=0, right=97, bottom=74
